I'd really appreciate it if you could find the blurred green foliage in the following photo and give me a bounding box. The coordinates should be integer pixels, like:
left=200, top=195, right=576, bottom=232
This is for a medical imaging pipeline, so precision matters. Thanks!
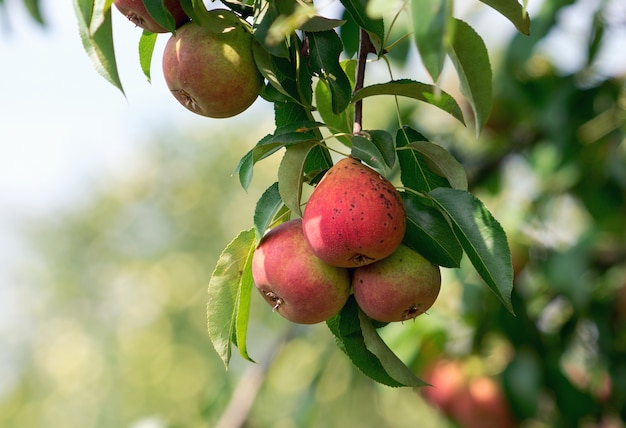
left=1, top=0, right=626, bottom=427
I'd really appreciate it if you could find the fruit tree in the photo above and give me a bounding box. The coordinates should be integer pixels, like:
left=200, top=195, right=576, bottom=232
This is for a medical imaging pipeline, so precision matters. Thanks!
left=72, top=0, right=521, bottom=387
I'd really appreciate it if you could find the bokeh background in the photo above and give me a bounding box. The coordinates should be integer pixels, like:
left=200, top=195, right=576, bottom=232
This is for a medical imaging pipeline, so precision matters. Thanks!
left=1, top=0, right=626, bottom=427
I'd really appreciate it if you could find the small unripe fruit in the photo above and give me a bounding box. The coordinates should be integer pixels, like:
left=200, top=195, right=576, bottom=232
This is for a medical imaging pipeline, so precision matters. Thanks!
left=352, top=244, right=441, bottom=322
left=113, top=0, right=189, bottom=33
left=252, top=219, right=351, bottom=324
left=162, top=10, right=263, bottom=118
left=302, top=157, right=406, bottom=268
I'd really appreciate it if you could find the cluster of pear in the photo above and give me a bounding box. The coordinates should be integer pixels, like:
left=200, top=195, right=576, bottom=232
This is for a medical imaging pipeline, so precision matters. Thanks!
left=252, top=157, right=442, bottom=324
left=113, top=1, right=263, bottom=118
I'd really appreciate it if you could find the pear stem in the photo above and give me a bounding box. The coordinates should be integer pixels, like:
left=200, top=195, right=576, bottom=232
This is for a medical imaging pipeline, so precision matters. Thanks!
left=353, top=28, right=372, bottom=136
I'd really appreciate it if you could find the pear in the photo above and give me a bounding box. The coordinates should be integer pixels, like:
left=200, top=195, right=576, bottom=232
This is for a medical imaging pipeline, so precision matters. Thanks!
left=302, top=157, right=406, bottom=268
left=352, top=244, right=441, bottom=322
left=113, top=0, right=189, bottom=33
left=252, top=219, right=351, bottom=324
left=162, top=10, right=263, bottom=118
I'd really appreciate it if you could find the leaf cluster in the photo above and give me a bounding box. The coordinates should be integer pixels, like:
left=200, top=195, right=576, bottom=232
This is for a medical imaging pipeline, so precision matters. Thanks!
left=75, top=0, right=530, bottom=387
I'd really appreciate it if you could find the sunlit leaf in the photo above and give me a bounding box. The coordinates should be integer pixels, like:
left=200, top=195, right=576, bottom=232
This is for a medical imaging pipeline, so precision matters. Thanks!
left=411, top=0, right=454, bottom=82
left=449, top=19, right=492, bottom=136
left=429, top=188, right=514, bottom=313
left=207, top=229, right=257, bottom=367
left=278, top=141, right=319, bottom=217
left=254, top=182, right=285, bottom=242
left=479, top=0, right=531, bottom=35
left=138, top=31, right=157, bottom=82
left=352, top=80, right=465, bottom=125
left=73, top=0, right=125, bottom=94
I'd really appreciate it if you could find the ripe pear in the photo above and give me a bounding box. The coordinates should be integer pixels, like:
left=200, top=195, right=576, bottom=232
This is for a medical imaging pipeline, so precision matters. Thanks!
left=352, top=244, right=441, bottom=322
left=252, top=219, right=351, bottom=324
left=113, top=0, right=189, bottom=33
left=162, top=10, right=263, bottom=118
left=302, top=157, right=406, bottom=268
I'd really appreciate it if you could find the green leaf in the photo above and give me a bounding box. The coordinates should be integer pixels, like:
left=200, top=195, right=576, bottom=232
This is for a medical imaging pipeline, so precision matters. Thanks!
left=449, top=19, right=493, bottom=137
left=351, top=130, right=395, bottom=173
left=138, top=31, right=157, bottom=82
left=253, top=0, right=291, bottom=57
left=179, top=0, right=212, bottom=27
left=402, top=192, right=463, bottom=268
left=352, top=80, right=465, bottom=125
left=73, top=0, right=125, bottom=94
left=402, top=141, right=467, bottom=190
left=307, top=30, right=352, bottom=115
left=396, top=126, right=450, bottom=193
left=339, top=0, right=385, bottom=54
left=254, top=182, right=285, bottom=242
left=478, top=0, right=531, bottom=35
left=207, top=229, right=257, bottom=367
left=278, top=141, right=318, bottom=217
left=235, top=121, right=320, bottom=189
left=143, top=0, right=178, bottom=32
left=315, top=59, right=356, bottom=146
left=23, top=0, right=46, bottom=25
left=326, top=297, right=404, bottom=387
left=358, top=309, right=429, bottom=387
left=411, top=0, right=454, bottom=82
left=300, top=16, right=346, bottom=32
left=429, top=188, right=514, bottom=313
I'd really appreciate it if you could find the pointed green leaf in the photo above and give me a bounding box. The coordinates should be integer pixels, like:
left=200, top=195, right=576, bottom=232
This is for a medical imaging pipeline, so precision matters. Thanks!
left=403, top=141, right=467, bottom=190
left=235, top=242, right=256, bottom=363
left=326, top=297, right=404, bottom=387
left=352, top=80, right=465, bottom=125
left=449, top=19, right=492, bottom=136
left=278, top=141, right=318, bottom=217
left=23, top=0, right=46, bottom=25
left=138, top=31, right=157, bottom=82
left=338, top=0, right=385, bottom=54
left=402, top=192, right=463, bottom=268
left=300, top=16, right=346, bottom=32
left=351, top=130, right=395, bottom=173
left=254, top=182, right=285, bottom=242
left=411, top=0, right=454, bottom=82
left=315, top=60, right=356, bottom=146
left=396, top=127, right=450, bottom=193
left=429, top=188, right=514, bottom=313
left=307, top=30, right=352, bottom=115
left=207, top=229, right=257, bottom=367
left=144, top=0, right=178, bottom=32
left=478, top=0, right=531, bottom=35
left=74, top=0, right=125, bottom=94
left=235, top=121, right=320, bottom=189
left=358, top=309, right=428, bottom=387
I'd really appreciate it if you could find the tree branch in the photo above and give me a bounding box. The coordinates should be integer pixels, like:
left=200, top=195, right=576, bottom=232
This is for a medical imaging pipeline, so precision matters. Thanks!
left=353, top=29, right=373, bottom=136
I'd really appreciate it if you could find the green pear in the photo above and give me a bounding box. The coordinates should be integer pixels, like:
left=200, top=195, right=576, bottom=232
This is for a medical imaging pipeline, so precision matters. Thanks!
left=352, top=244, right=441, bottom=322
left=162, top=10, right=263, bottom=118
left=252, top=219, right=351, bottom=324
left=302, top=157, right=406, bottom=268
left=113, top=0, right=189, bottom=33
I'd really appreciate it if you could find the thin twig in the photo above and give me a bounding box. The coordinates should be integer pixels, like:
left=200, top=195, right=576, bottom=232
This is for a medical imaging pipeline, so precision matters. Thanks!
left=353, top=28, right=372, bottom=136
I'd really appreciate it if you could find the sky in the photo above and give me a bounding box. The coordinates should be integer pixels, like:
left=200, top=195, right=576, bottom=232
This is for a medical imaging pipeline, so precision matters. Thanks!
left=0, top=1, right=268, bottom=387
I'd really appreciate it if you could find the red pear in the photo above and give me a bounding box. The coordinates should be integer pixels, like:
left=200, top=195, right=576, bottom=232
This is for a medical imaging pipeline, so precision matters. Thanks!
left=352, top=244, right=441, bottom=322
left=162, top=10, right=263, bottom=118
left=252, top=219, right=351, bottom=324
left=302, top=157, right=406, bottom=268
left=113, top=0, right=189, bottom=33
